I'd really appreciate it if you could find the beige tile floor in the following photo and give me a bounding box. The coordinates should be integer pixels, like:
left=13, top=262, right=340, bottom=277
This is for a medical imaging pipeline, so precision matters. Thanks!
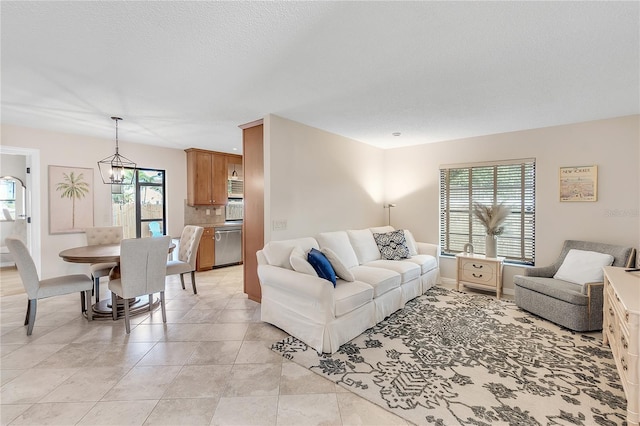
left=0, top=266, right=409, bottom=426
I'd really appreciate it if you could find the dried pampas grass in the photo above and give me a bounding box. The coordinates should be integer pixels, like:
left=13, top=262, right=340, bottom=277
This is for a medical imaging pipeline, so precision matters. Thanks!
left=473, top=202, right=510, bottom=236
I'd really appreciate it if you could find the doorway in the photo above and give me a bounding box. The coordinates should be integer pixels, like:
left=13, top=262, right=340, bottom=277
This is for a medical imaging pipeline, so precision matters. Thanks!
left=112, top=168, right=166, bottom=238
left=0, top=146, right=41, bottom=273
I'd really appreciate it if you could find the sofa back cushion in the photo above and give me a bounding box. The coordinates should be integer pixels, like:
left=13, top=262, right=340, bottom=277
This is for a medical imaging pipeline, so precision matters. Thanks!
left=317, top=231, right=359, bottom=269
left=370, top=226, right=395, bottom=234
left=403, top=229, right=419, bottom=256
left=262, top=237, right=319, bottom=270
left=347, top=229, right=381, bottom=264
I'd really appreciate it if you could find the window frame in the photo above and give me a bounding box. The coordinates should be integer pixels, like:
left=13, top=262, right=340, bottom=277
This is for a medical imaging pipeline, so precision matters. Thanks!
left=439, top=158, right=536, bottom=265
left=112, top=168, right=166, bottom=239
left=134, top=168, right=166, bottom=238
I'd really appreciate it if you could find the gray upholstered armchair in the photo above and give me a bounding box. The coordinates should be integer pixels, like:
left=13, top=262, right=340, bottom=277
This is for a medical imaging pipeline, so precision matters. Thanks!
left=514, top=240, right=636, bottom=331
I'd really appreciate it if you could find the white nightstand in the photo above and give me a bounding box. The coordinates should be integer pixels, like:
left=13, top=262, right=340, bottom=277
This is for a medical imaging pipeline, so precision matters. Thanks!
left=456, top=253, right=505, bottom=299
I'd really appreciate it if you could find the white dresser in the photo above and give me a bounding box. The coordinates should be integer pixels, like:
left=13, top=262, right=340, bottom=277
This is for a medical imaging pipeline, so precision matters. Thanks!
left=603, top=266, right=639, bottom=426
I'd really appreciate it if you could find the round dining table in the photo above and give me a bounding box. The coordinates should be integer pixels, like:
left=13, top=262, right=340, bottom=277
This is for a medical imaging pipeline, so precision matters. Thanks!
left=59, top=242, right=175, bottom=320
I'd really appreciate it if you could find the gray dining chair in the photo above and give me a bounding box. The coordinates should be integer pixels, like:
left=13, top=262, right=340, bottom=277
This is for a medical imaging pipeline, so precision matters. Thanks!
left=166, top=225, right=204, bottom=294
left=6, top=237, right=93, bottom=335
left=108, top=236, right=171, bottom=333
left=84, top=226, right=123, bottom=302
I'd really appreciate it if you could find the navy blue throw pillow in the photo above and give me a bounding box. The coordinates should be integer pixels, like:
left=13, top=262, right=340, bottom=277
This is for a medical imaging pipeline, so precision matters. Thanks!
left=307, top=248, right=337, bottom=286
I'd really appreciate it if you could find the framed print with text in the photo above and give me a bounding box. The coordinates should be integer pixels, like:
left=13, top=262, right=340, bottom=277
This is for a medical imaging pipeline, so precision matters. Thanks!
left=559, top=165, right=597, bottom=202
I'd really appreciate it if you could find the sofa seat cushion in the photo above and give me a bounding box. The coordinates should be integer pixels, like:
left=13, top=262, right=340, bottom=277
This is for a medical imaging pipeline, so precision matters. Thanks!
left=363, top=260, right=421, bottom=283
left=350, top=265, right=401, bottom=298
left=514, top=275, right=588, bottom=305
left=334, top=280, right=374, bottom=317
left=403, top=254, right=438, bottom=274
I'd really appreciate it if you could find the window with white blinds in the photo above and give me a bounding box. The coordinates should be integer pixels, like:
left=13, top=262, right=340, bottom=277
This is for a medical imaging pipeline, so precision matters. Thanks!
left=439, top=159, right=536, bottom=265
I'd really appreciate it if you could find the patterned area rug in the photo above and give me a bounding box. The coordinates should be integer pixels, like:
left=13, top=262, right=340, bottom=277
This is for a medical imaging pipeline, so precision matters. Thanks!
left=272, top=286, right=627, bottom=425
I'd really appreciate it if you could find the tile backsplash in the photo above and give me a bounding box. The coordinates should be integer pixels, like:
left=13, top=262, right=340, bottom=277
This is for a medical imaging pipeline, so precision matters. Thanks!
left=184, top=200, right=226, bottom=226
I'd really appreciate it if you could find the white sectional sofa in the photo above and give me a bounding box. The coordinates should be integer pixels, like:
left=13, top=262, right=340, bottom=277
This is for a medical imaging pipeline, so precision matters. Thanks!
left=257, top=226, right=440, bottom=354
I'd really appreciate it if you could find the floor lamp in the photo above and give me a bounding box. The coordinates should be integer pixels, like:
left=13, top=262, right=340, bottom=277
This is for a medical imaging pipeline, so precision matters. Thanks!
left=385, top=203, right=396, bottom=226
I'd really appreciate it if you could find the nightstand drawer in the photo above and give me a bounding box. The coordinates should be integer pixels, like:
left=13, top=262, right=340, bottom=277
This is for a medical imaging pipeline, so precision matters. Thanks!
left=460, top=267, right=495, bottom=285
left=460, top=259, right=498, bottom=274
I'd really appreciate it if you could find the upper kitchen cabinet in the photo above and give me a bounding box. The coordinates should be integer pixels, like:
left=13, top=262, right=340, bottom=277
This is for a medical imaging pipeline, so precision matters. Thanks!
left=185, top=148, right=242, bottom=206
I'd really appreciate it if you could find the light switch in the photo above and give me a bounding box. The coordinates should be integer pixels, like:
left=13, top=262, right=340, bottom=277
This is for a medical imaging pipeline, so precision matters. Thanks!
left=272, top=219, right=287, bottom=230
left=206, top=209, right=210, bottom=215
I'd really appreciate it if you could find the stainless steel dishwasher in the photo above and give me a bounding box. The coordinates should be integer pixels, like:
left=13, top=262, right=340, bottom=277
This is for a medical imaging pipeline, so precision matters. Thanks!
left=214, top=225, right=242, bottom=267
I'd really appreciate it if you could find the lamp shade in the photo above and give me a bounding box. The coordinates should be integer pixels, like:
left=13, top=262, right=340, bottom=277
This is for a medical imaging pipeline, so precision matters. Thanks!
left=97, top=154, right=136, bottom=185
left=97, top=117, right=136, bottom=185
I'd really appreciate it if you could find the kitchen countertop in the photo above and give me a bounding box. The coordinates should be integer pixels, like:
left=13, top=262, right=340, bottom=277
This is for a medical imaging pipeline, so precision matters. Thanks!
left=189, top=222, right=243, bottom=229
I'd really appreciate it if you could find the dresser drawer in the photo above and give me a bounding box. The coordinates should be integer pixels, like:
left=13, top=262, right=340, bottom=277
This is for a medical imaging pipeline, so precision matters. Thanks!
left=619, top=352, right=638, bottom=387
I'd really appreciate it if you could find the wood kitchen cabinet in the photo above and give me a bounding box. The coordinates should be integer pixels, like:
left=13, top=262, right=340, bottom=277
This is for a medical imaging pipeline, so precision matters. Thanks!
left=185, top=148, right=242, bottom=206
left=196, top=227, right=215, bottom=271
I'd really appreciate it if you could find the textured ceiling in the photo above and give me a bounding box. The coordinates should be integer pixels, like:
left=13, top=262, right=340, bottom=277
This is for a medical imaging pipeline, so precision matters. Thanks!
left=1, top=1, right=638, bottom=154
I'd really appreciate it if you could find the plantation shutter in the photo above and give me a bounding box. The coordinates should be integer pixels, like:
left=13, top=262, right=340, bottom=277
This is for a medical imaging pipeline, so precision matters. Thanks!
left=439, top=159, right=535, bottom=265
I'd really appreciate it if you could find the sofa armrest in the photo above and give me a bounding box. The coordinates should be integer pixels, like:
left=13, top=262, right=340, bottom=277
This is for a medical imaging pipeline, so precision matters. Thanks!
left=416, top=242, right=440, bottom=261
left=524, top=265, right=557, bottom=278
left=584, top=281, right=604, bottom=297
left=257, top=264, right=335, bottom=318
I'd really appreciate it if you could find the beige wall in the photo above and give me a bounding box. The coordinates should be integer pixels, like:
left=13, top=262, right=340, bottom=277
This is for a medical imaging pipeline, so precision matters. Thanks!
left=264, top=114, right=386, bottom=241
left=3, top=115, right=638, bottom=286
left=1, top=124, right=188, bottom=278
left=384, top=115, right=640, bottom=292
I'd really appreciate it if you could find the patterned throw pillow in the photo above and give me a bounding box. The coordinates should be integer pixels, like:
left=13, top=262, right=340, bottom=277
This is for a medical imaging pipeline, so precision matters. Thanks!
left=373, top=230, right=410, bottom=260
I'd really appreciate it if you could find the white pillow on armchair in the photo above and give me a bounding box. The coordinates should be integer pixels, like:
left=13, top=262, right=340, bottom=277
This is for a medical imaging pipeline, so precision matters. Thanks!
left=553, top=249, right=614, bottom=285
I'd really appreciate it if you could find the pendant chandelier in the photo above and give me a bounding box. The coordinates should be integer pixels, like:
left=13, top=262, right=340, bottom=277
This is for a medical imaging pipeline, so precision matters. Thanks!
left=97, top=117, right=136, bottom=186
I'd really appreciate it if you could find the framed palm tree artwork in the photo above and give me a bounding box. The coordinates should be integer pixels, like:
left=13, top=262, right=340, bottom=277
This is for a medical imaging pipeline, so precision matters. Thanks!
left=48, top=165, right=94, bottom=234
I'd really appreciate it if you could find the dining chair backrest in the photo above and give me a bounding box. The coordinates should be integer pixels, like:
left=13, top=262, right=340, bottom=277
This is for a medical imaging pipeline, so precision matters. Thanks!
left=178, top=226, right=204, bottom=268
left=85, top=226, right=123, bottom=246
left=5, top=237, right=40, bottom=299
left=118, top=236, right=171, bottom=299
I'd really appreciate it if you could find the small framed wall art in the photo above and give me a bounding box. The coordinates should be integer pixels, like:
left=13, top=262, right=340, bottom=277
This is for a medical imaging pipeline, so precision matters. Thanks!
left=559, top=165, right=598, bottom=202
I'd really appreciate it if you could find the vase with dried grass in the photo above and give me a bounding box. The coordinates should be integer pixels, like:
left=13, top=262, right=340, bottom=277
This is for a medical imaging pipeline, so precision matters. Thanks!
left=473, top=202, right=510, bottom=258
